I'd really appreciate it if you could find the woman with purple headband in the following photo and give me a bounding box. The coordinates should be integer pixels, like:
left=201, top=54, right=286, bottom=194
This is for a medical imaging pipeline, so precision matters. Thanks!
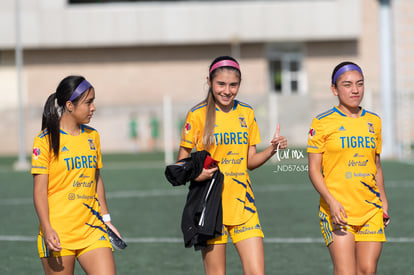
left=31, top=76, right=121, bottom=274
left=307, top=62, right=390, bottom=274
left=177, top=56, right=287, bottom=274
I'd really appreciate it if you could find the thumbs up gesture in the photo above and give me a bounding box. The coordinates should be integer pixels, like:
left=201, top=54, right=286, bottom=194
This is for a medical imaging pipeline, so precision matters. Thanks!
left=271, top=124, right=287, bottom=151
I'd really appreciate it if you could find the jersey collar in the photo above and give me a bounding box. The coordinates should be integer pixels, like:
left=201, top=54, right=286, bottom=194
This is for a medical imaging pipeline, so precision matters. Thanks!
left=333, top=106, right=365, bottom=117
left=216, top=100, right=239, bottom=112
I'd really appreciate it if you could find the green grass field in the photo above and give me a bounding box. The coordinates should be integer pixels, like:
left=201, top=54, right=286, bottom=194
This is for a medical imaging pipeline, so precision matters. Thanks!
left=0, top=152, right=413, bottom=274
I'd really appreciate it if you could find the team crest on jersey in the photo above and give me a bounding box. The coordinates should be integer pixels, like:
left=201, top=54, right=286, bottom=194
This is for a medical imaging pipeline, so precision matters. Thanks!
left=367, top=122, right=375, bottom=134
left=308, top=128, right=315, bottom=139
left=88, top=138, right=96, bottom=150
left=33, top=147, right=40, bottom=160
left=184, top=122, right=191, bottom=134
left=238, top=116, right=247, bottom=128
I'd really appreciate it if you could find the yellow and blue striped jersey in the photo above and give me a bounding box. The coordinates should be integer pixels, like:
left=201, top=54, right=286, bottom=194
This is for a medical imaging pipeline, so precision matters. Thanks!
left=181, top=100, right=261, bottom=225
left=31, top=125, right=106, bottom=249
left=307, top=106, right=383, bottom=225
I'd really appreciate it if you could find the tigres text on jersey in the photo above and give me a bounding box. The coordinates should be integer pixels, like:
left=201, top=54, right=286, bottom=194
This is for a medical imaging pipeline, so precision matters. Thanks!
left=32, top=125, right=106, bottom=249
left=181, top=100, right=261, bottom=225
left=307, top=106, right=383, bottom=225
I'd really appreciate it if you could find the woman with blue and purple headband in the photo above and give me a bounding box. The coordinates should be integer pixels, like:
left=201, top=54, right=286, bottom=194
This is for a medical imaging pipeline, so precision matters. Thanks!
left=307, top=62, right=390, bottom=274
left=32, top=76, right=123, bottom=274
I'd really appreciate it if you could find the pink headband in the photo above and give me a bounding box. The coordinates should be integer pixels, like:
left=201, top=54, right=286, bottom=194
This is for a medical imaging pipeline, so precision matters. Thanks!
left=209, top=60, right=240, bottom=74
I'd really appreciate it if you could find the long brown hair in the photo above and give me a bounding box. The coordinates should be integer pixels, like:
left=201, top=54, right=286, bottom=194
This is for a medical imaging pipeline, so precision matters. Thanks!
left=202, top=56, right=241, bottom=150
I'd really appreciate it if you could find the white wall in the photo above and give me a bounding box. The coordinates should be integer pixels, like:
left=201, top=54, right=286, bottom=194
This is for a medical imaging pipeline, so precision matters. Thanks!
left=1, top=0, right=360, bottom=49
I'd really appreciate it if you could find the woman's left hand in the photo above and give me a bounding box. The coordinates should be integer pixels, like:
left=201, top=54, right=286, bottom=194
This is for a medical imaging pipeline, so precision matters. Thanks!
left=271, top=124, right=287, bottom=150
left=106, top=221, right=122, bottom=238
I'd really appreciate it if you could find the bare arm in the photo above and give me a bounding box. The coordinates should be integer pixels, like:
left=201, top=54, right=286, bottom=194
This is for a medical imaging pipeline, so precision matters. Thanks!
left=246, top=124, right=287, bottom=170
left=374, top=154, right=389, bottom=219
left=308, top=152, right=348, bottom=225
left=33, top=174, right=62, bottom=251
left=96, top=169, right=121, bottom=237
left=176, top=146, right=192, bottom=162
left=246, top=145, right=276, bottom=170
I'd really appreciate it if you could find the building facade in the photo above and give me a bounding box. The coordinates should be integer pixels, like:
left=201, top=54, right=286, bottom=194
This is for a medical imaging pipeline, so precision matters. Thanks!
left=0, top=0, right=412, bottom=158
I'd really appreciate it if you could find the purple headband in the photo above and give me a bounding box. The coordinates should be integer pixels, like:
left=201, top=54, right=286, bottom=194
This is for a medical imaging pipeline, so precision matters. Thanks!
left=209, top=60, right=240, bottom=74
left=69, top=79, right=92, bottom=101
left=332, top=64, right=363, bottom=84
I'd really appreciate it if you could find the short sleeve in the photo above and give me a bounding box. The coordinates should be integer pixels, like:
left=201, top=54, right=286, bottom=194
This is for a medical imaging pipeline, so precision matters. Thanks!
left=307, top=117, right=325, bottom=153
left=95, top=131, right=103, bottom=169
left=375, top=117, right=382, bottom=155
left=31, top=133, right=51, bottom=175
left=180, top=111, right=199, bottom=149
left=248, top=112, right=261, bottom=147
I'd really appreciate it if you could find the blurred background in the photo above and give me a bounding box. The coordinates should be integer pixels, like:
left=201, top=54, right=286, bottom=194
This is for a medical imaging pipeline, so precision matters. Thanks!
left=1, top=1, right=413, bottom=274
left=0, top=0, right=413, bottom=167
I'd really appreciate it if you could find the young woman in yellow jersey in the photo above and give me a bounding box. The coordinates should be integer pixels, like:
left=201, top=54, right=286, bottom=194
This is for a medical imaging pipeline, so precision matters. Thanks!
left=177, top=56, right=287, bottom=275
left=32, top=76, right=121, bottom=274
left=307, top=62, right=390, bottom=274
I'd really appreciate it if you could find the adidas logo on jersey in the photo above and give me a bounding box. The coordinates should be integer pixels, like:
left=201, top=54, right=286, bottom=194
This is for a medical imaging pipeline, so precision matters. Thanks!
left=338, top=126, right=346, bottom=131
left=61, top=146, right=69, bottom=152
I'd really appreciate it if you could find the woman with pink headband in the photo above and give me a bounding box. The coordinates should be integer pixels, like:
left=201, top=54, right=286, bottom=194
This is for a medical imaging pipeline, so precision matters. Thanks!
left=177, top=56, right=287, bottom=274
left=307, top=62, right=390, bottom=274
left=32, top=76, right=123, bottom=274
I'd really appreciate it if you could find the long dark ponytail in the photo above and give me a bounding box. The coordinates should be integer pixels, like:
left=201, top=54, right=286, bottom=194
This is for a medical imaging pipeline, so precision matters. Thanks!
left=41, top=75, right=86, bottom=157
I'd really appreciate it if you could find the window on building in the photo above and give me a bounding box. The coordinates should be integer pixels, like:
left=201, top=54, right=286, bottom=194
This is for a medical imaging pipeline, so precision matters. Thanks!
left=268, top=52, right=305, bottom=95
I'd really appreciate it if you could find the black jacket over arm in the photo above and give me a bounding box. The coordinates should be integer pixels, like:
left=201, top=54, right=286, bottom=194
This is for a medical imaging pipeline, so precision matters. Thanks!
left=165, top=150, right=223, bottom=250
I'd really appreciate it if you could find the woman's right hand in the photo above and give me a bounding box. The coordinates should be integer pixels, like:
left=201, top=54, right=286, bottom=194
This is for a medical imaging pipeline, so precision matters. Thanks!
left=43, top=227, right=62, bottom=252
left=194, top=166, right=218, bottom=182
left=328, top=199, right=348, bottom=226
